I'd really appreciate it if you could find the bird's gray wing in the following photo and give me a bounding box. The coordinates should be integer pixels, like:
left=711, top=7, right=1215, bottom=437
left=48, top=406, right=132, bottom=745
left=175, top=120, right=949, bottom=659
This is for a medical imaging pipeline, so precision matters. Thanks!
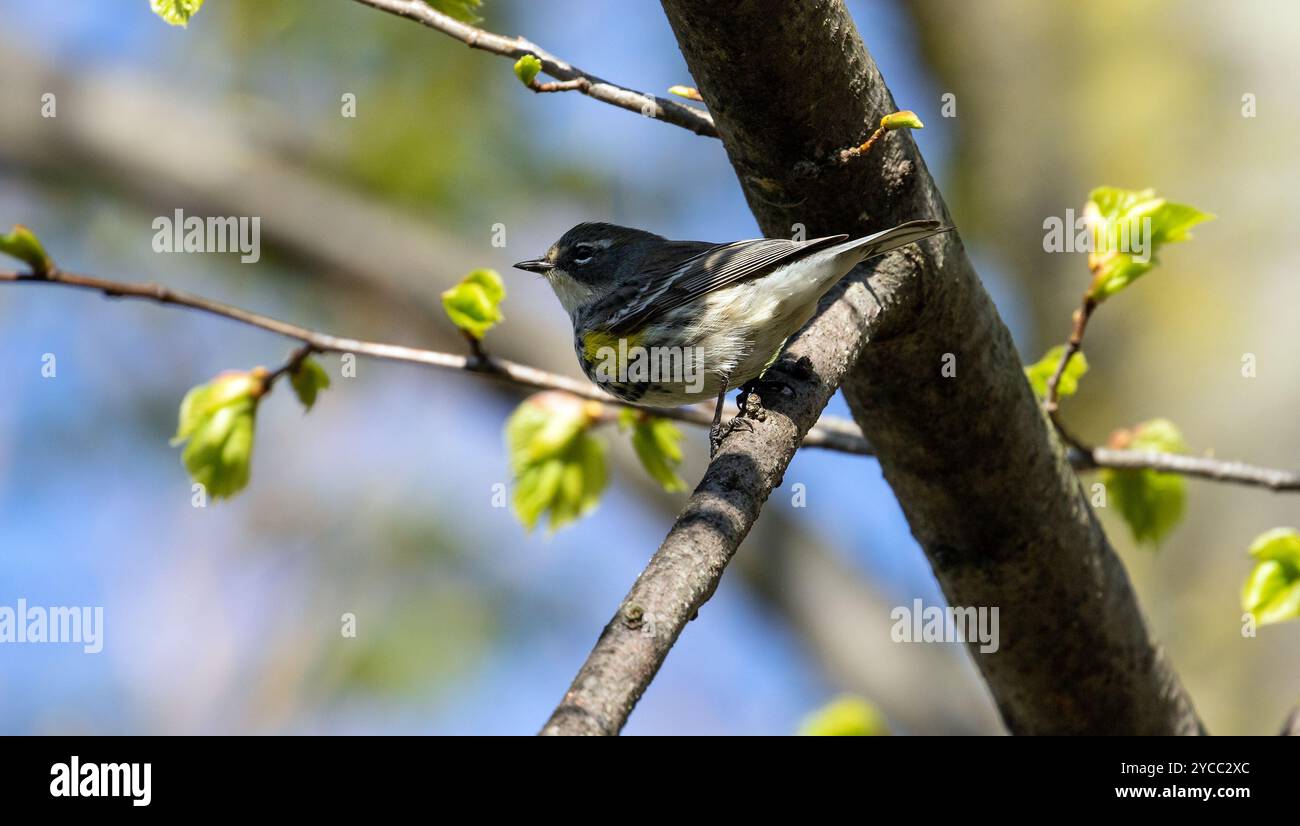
left=602, top=234, right=848, bottom=335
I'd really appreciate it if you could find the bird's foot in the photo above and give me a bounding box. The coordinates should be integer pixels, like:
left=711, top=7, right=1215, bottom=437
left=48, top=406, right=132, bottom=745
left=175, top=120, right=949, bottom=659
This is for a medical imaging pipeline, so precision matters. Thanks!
left=708, top=421, right=725, bottom=458
left=709, top=415, right=754, bottom=459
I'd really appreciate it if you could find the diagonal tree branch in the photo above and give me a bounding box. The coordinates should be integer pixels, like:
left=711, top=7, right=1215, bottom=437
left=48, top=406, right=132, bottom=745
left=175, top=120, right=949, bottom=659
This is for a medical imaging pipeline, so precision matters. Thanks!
left=543, top=0, right=1205, bottom=735
left=540, top=232, right=904, bottom=736
left=349, top=0, right=718, bottom=137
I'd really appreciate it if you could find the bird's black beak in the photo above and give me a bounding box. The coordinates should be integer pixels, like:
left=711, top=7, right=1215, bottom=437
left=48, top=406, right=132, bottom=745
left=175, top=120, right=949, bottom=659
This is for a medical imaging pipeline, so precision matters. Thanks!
left=513, top=259, right=550, bottom=274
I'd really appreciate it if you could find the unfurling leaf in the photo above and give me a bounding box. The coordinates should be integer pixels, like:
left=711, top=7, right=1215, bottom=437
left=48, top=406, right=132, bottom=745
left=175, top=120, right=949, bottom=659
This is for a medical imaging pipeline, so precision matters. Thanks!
left=1100, top=419, right=1187, bottom=548
left=1024, top=345, right=1088, bottom=400
left=880, top=110, right=924, bottom=131
left=441, top=268, right=505, bottom=339
left=1248, top=527, right=1300, bottom=567
left=668, top=85, right=703, bottom=102
left=289, top=357, right=331, bottom=411
left=1242, top=528, right=1300, bottom=626
left=798, top=696, right=889, bottom=737
left=506, top=393, right=606, bottom=532
left=618, top=409, right=686, bottom=492
left=423, top=0, right=483, bottom=24
left=513, top=54, right=543, bottom=87
left=150, top=0, right=206, bottom=27
left=0, top=224, right=52, bottom=275
left=172, top=369, right=265, bottom=500
left=1083, top=186, right=1213, bottom=302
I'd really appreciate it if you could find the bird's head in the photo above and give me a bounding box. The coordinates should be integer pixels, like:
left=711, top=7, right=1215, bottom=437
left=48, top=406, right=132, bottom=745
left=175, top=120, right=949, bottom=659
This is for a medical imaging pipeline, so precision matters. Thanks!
left=514, top=222, right=661, bottom=316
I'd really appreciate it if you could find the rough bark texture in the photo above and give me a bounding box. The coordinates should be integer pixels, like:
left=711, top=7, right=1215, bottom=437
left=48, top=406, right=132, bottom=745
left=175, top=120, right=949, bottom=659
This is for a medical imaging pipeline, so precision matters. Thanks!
left=541, top=259, right=896, bottom=735
left=660, top=0, right=1202, bottom=735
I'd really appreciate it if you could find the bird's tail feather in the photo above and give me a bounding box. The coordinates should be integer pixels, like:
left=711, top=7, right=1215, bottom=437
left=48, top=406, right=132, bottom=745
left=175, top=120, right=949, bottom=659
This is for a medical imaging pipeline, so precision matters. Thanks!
left=853, top=219, right=950, bottom=261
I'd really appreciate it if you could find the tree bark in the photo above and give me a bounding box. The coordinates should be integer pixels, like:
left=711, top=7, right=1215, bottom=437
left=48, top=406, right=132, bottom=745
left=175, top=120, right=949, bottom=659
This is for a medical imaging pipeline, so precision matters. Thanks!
left=659, top=0, right=1203, bottom=734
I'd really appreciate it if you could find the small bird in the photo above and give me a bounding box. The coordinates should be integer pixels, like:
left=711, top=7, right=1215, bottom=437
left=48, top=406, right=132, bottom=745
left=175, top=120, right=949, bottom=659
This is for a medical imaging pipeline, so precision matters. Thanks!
left=515, top=220, right=948, bottom=452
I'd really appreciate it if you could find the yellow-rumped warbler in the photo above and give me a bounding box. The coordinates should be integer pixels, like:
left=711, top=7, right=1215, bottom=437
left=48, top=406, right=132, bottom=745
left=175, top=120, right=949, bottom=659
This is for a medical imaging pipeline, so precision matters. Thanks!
left=515, top=220, right=947, bottom=446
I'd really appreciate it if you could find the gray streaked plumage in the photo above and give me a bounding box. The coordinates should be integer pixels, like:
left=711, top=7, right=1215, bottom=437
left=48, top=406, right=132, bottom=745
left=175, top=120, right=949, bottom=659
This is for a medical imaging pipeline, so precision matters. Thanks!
left=515, top=220, right=947, bottom=407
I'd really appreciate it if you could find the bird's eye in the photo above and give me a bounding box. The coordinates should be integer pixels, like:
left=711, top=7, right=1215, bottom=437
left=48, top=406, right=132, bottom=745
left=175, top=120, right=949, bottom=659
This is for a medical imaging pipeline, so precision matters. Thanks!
left=572, top=244, right=596, bottom=265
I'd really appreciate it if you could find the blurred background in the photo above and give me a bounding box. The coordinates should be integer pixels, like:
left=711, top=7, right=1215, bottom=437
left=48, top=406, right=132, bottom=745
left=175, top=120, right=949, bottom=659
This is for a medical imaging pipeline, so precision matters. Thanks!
left=1, top=0, right=1296, bottom=735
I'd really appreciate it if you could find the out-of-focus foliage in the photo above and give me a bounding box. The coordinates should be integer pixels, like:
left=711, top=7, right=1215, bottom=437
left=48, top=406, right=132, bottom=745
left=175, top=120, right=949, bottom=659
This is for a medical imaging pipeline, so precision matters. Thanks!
left=289, top=357, right=331, bottom=411
left=150, top=0, right=205, bottom=28
left=441, top=269, right=505, bottom=340
left=221, top=0, right=606, bottom=225
left=798, top=695, right=889, bottom=736
left=0, top=224, right=51, bottom=275
left=1024, top=345, right=1088, bottom=400
left=619, top=409, right=686, bottom=492
left=1101, top=419, right=1187, bottom=548
left=506, top=393, right=607, bottom=532
left=172, top=369, right=265, bottom=500
left=1241, top=528, right=1300, bottom=626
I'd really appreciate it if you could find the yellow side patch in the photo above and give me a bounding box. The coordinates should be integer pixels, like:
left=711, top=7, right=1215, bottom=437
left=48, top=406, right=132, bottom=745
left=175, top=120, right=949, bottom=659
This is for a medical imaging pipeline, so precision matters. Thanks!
left=582, top=329, right=644, bottom=367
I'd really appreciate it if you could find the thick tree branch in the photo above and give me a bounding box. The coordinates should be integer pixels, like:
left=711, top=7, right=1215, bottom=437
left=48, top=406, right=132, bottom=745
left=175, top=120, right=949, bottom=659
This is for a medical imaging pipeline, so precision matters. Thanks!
left=349, top=0, right=718, bottom=137
left=1282, top=705, right=1300, bottom=736
left=540, top=232, right=902, bottom=736
left=544, top=0, right=1203, bottom=736
left=0, top=266, right=860, bottom=451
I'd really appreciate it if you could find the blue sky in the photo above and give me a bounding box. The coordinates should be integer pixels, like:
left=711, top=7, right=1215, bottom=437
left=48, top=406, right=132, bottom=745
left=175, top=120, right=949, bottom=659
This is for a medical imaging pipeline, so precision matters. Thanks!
left=0, top=0, right=1015, bottom=735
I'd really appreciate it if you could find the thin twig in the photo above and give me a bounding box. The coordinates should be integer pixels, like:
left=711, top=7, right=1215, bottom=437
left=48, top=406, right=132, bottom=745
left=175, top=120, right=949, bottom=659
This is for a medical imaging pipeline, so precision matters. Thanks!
left=0, top=266, right=851, bottom=450
left=1043, top=294, right=1096, bottom=415
left=1035, top=283, right=1300, bottom=489
left=349, top=0, right=718, bottom=137
left=1074, top=447, right=1300, bottom=492
left=264, top=342, right=318, bottom=387
left=4, top=267, right=1295, bottom=481
left=836, top=124, right=890, bottom=164
left=1042, top=293, right=1097, bottom=452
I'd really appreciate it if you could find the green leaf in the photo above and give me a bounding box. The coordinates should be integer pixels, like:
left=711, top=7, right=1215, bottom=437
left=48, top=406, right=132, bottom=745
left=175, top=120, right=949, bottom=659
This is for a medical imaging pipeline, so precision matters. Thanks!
left=441, top=268, right=505, bottom=340
left=1024, top=345, right=1088, bottom=400
left=172, top=370, right=264, bottom=500
left=667, top=85, right=703, bottom=101
left=172, top=370, right=264, bottom=444
left=1241, top=528, right=1300, bottom=626
left=513, top=54, right=542, bottom=87
left=1084, top=186, right=1214, bottom=302
left=289, top=357, right=330, bottom=412
left=0, top=224, right=52, bottom=275
left=880, top=110, right=924, bottom=131
left=150, top=0, right=205, bottom=27
left=423, top=0, right=484, bottom=24
left=506, top=393, right=606, bottom=532
left=798, top=696, right=889, bottom=736
left=1247, top=527, right=1300, bottom=568
left=1100, top=418, right=1187, bottom=548
left=619, top=409, right=686, bottom=492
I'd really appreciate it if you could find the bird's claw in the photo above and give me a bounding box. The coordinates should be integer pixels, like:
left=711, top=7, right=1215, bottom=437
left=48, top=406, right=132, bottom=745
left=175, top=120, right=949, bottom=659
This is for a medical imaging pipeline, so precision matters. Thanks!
left=709, top=413, right=756, bottom=459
